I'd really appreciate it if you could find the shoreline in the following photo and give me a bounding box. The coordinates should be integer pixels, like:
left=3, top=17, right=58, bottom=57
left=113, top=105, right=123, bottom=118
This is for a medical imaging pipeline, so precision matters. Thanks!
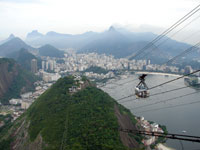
left=156, top=143, right=175, bottom=150
left=135, top=71, right=181, bottom=77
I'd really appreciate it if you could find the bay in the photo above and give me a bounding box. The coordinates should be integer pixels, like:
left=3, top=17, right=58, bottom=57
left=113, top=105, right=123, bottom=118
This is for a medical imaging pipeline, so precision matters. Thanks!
left=102, top=74, right=200, bottom=149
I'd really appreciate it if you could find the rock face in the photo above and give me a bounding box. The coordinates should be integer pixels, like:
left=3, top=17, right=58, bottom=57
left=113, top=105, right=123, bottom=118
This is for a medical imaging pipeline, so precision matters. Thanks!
left=0, top=58, right=36, bottom=104
left=0, top=59, right=18, bottom=98
left=0, top=76, right=144, bottom=150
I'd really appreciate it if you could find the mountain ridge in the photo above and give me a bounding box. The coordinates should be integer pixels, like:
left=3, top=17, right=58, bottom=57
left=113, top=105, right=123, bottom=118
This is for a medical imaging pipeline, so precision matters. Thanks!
left=0, top=76, right=144, bottom=150
left=0, top=37, right=35, bottom=57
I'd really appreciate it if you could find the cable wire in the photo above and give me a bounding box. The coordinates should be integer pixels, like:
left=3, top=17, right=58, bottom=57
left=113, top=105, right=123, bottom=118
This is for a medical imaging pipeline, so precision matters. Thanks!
left=128, top=4, right=200, bottom=60
left=138, top=14, right=200, bottom=59
left=135, top=98, right=200, bottom=114
left=163, top=41, right=200, bottom=65
left=118, top=83, right=200, bottom=103
left=149, top=70, right=200, bottom=90
left=131, top=91, right=199, bottom=110
left=116, top=70, right=200, bottom=102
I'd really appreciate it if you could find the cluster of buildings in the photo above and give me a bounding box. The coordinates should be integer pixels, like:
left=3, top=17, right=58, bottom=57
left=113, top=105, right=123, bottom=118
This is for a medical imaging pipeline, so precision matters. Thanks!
left=38, top=70, right=61, bottom=82
left=84, top=71, right=115, bottom=80
left=137, top=117, right=164, bottom=146
left=42, top=59, right=57, bottom=72
left=8, top=81, right=52, bottom=121
left=2, top=52, right=199, bottom=123
left=31, top=53, right=198, bottom=84
left=68, top=75, right=88, bottom=94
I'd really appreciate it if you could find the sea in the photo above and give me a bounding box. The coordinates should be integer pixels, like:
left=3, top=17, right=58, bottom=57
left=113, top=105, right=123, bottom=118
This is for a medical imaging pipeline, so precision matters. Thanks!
left=102, top=73, right=200, bottom=150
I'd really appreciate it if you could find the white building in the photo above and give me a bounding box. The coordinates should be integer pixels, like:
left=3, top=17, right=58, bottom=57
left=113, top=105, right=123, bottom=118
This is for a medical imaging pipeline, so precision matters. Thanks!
left=21, top=101, right=32, bottom=109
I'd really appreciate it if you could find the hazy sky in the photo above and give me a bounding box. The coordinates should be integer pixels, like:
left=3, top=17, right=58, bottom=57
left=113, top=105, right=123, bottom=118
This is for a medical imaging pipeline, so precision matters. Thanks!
left=0, top=0, right=200, bottom=43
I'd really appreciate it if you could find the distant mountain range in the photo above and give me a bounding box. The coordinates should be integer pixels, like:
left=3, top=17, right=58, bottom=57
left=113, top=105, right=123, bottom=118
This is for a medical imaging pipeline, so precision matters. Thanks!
left=0, top=37, right=65, bottom=59
left=0, top=26, right=198, bottom=63
left=0, top=34, right=15, bottom=45
left=0, top=37, right=35, bottom=57
left=25, top=26, right=195, bottom=61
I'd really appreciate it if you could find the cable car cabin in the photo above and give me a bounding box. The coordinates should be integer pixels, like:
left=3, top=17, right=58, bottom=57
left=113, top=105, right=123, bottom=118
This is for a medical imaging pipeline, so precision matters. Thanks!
left=135, top=74, right=149, bottom=98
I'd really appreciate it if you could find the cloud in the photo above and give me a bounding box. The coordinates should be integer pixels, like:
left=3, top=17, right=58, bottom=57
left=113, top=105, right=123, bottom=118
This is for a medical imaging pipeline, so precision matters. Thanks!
left=0, top=0, right=40, bottom=3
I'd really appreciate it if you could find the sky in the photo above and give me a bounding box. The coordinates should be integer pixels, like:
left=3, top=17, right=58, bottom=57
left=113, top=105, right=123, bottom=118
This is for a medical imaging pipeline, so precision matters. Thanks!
left=0, top=0, right=200, bottom=44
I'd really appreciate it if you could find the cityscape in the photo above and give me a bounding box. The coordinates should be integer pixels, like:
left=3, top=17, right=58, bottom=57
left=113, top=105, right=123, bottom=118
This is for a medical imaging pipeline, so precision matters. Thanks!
left=0, top=0, right=200, bottom=150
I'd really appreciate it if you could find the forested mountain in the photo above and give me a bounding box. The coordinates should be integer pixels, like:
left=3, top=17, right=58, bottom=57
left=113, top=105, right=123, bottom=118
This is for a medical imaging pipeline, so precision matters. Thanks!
left=0, top=76, right=144, bottom=150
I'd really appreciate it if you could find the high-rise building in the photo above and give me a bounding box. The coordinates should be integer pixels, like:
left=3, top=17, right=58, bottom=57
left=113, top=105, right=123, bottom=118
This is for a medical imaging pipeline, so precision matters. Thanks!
left=42, top=61, right=45, bottom=70
left=46, top=61, right=49, bottom=70
left=31, top=59, right=37, bottom=73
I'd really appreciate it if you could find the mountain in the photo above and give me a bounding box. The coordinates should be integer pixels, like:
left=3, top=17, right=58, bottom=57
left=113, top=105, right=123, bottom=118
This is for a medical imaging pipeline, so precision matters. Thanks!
left=26, top=30, right=98, bottom=49
left=0, top=76, right=144, bottom=150
left=0, top=34, right=15, bottom=45
left=38, top=44, right=65, bottom=58
left=0, top=37, right=35, bottom=57
left=7, top=48, right=42, bottom=71
left=26, top=30, right=44, bottom=39
left=0, top=58, right=37, bottom=104
left=25, top=26, right=196, bottom=62
left=79, top=26, right=149, bottom=58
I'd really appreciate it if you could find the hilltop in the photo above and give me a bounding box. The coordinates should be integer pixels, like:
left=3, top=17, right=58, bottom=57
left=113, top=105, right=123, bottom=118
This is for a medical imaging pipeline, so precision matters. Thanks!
left=0, top=37, right=35, bottom=57
left=0, top=76, right=144, bottom=150
left=38, top=44, right=65, bottom=58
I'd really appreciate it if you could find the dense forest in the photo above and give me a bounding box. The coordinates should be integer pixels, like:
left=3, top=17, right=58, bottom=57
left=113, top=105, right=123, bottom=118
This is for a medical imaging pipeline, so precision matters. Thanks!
left=0, top=76, right=144, bottom=150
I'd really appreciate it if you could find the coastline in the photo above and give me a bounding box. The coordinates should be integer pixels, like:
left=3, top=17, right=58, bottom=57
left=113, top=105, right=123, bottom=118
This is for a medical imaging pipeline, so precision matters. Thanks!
left=135, top=71, right=181, bottom=77
left=156, top=143, right=175, bottom=150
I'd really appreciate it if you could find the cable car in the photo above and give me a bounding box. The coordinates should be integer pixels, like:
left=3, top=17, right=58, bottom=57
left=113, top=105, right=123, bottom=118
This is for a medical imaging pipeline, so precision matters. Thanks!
left=135, top=74, right=149, bottom=98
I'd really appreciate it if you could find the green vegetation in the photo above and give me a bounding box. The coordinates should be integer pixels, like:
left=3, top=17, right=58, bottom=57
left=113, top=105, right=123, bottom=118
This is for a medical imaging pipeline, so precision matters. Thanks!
left=27, top=76, right=128, bottom=149
left=0, top=58, right=37, bottom=104
left=0, top=76, right=145, bottom=149
left=84, top=66, right=109, bottom=74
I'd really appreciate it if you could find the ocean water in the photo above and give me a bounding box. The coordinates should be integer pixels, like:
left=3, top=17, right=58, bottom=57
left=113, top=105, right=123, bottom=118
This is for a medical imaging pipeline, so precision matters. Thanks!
left=102, top=74, right=200, bottom=149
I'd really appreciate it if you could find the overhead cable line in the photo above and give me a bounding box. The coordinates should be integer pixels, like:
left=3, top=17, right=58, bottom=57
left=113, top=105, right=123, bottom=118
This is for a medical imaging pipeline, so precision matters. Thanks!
left=116, top=70, right=200, bottom=102
left=119, top=128, right=200, bottom=143
left=149, top=70, right=200, bottom=90
left=131, top=91, right=199, bottom=110
left=118, top=83, right=200, bottom=103
left=100, top=78, right=138, bottom=89
left=134, top=97, right=200, bottom=114
left=128, top=4, right=200, bottom=60
left=163, top=41, right=200, bottom=65
left=138, top=14, right=200, bottom=59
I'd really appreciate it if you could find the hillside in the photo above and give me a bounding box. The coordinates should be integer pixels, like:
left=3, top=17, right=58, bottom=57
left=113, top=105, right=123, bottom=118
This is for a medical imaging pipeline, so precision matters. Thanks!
left=7, top=48, right=42, bottom=71
left=0, top=58, right=37, bottom=104
left=0, top=76, right=144, bottom=150
left=0, top=37, right=35, bottom=57
left=0, top=34, right=15, bottom=45
left=38, top=44, right=65, bottom=58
